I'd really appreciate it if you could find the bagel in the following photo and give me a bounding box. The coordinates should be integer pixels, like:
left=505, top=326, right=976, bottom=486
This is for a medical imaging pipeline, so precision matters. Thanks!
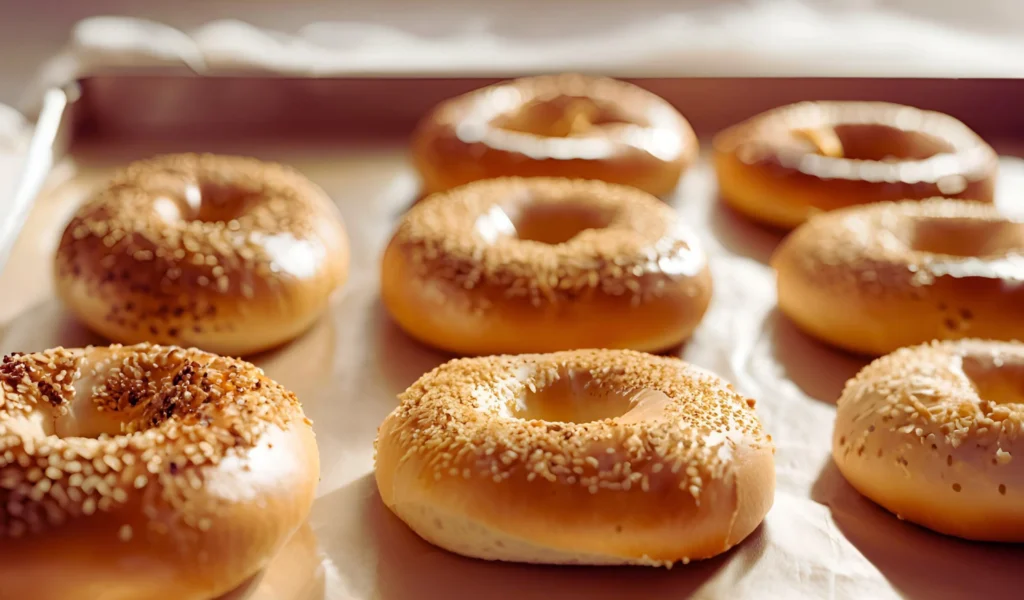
left=834, top=339, right=1024, bottom=541
left=772, top=198, right=1024, bottom=356
left=411, top=74, right=699, bottom=197
left=54, top=153, right=350, bottom=357
left=380, top=177, right=713, bottom=355
left=374, top=349, right=775, bottom=565
left=0, top=343, right=319, bottom=600
left=713, top=101, right=998, bottom=229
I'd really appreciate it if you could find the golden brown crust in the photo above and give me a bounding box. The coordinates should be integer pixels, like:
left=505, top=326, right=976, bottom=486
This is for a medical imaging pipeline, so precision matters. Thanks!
left=713, top=101, right=998, bottom=229
left=0, top=343, right=319, bottom=600
left=834, top=339, right=1024, bottom=541
left=380, top=177, right=713, bottom=355
left=54, top=153, right=350, bottom=357
left=772, top=198, right=1024, bottom=356
left=411, top=74, right=699, bottom=197
left=374, top=349, right=775, bottom=565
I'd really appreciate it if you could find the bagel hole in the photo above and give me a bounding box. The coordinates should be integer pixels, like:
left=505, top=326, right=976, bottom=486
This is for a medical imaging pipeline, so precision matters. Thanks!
left=52, top=398, right=130, bottom=438
left=491, top=96, right=635, bottom=137
left=500, top=199, right=618, bottom=245
left=505, top=368, right=669, bottom=424
left=803, top=124, right=955, bottom=161
left=961, top=352, right=1024, bottom=407
left=48, top=361, right=205, bottom=439
left=908, top=219, right=1024, bottom=258
left=156, top=181, right=264, bottom=224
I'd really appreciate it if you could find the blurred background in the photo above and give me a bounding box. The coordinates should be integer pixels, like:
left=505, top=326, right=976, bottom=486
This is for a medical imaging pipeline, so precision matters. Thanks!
left=2, top=0, right=1023, bottom=108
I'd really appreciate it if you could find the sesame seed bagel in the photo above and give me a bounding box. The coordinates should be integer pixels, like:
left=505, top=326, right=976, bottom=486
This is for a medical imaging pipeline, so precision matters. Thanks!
left=54, top=153, right=351, bottom=357
left=380, top=177, right=713, bottom=355
left=834, top=339, right=1024, bottom=541
left=411, top=74, right=698, bottom=197
left=713, top=101, right=998, bottom=229
left=772, top=198, right=1024, bottom=356
left=0, top=343, right=319, bottom=600
left=374, top=349, right=775, bottom=566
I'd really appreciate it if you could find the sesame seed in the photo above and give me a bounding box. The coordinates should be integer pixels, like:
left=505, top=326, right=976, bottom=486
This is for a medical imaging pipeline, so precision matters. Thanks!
left=374, top=347, right=771, bottom=551
left=834, top=338, right=1024, bottom=537
left=775, top=198, right=1006, bottom=349
left=0, top=342, right=310, bottom=540
left=387, top=177, right=709, bottom=322
left=730, top=100, right=994, bottom=202
left=52, top=153, right=348, bottom=354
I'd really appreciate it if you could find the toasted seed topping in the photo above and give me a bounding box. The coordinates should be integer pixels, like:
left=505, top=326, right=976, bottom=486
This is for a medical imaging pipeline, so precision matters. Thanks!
left=416, top=73, right=696, bottom=165
left=836, top=339, right=1024, bottom=487
left=376, top=349, right=771, bottom=499
left=775, top=198, right=1024, bottom=303
left=388, top=177, right=707, bottom=308
left=53, top=153, right=347, bottom=348
left=714, top=101, right=996, bottom=184
left=0, top=343, right=307, bottom=540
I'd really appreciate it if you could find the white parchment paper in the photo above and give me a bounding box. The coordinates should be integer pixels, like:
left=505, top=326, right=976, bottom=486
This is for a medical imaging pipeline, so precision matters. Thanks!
left=2, top=145, right=1023, bottom=600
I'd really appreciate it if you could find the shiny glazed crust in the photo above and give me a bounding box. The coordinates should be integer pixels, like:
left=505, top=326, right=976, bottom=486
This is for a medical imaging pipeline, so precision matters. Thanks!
left=713, top=101, right=998, bottom=229
left=374, top=349, right=775, bottom=565
left=411, top=74, right=699, bottom=197
left=54, top=153, right=351, bottom=357
left=834, top=339, right=1024, bottom=541
left=0, top=343, right=319, bottom=600
left=772, top=198, right=1024, bottom=356
left=380, top=177, right=713, bottom=355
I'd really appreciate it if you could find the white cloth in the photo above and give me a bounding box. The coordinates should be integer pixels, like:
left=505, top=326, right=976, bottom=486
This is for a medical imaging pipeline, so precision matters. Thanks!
left=18, top=1, right=1024, bottom=115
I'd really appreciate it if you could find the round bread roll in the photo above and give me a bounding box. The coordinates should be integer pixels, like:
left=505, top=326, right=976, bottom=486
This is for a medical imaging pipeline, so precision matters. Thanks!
left=375, top=348, right=776, bottom=566
left=0, top=343, right=320, bottom=600
left=54, top=153, right=350, bottom=357
left=411, top=74, right=699, bottom=197
left=834, top=339, right=1024, bottom=541
left=713, top=101, right=998, bottom=229
left=772, top=198, right=1024, bottom=356
left=380, top=177, right=713, bottom=355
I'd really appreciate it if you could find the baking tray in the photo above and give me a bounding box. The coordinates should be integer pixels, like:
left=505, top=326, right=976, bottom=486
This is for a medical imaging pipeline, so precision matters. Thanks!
left=3, top=74, right=1024, bottom=600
